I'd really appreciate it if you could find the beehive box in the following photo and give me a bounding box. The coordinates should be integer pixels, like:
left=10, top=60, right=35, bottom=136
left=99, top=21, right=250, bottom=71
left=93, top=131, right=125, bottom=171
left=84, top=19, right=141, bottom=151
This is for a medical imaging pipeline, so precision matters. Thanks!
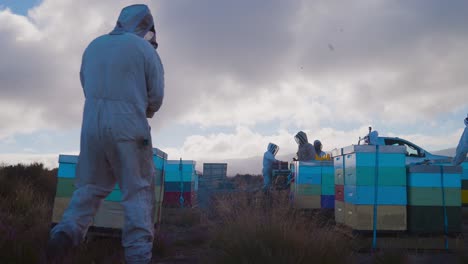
left=202, top=163, right=227, bottom=188
left=272, top=161, right=289, bottom=170
left=407, top=164, right=462, bottom=234
left=335, top=200, right=345, bottom=224
left=333, top=148, right=345, bottom=221
left=461, top=162, right=468, bottom=206
left=163, top=160, right=198, bottom=208
left=344, top=204, right=407, bottom=231
left=53, top=148, right=167, bottom=229
left=340, top=145, right=407, bottom=231
left=342, top=145, right=406, bottom=186
left=332, top=149, right=345, bottom=185
left=291, top=161, right=334, bottom=209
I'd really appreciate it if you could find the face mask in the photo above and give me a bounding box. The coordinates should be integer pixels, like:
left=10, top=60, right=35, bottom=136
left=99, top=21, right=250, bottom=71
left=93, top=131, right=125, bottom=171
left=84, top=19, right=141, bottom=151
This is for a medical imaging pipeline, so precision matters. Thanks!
left=295, top=137, right=300, bottom=144
left=143, top=27, right=158, bottom=49
left=144, top=31, right=154, bottom=41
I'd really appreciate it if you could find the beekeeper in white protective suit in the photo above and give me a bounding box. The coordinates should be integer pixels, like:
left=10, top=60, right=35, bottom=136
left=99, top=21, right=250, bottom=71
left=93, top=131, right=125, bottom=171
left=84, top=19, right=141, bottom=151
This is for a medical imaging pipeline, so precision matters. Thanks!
left=47, top=5, right=164, bottom=264
left=453, top=115, right=468, bottom=166
left=293, top=131, right=316, bottom=161
left=313, top=140, right=326, bottom=158
left=263, top=143, right=280, bottom=193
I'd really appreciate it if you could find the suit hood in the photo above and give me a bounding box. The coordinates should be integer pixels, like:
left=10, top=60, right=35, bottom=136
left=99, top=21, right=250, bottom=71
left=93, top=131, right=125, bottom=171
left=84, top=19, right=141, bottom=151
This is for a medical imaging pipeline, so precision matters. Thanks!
left=110, top=4, right=158, bottom=48
left=294, top=131, right=308, bottom=145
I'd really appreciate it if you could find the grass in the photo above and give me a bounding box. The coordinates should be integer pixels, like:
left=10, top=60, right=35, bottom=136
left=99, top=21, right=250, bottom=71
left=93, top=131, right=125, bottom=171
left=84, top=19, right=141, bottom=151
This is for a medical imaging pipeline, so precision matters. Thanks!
left=2, top=163, right=465, bottom=263
left=205, top=191, right=355, bottom=264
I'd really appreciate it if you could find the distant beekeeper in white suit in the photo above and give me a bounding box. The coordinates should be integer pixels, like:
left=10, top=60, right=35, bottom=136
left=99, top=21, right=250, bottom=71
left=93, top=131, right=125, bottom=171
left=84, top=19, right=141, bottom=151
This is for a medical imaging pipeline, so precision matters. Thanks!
left=263, top=143, right=280, bottom=193
left=453, top=114, right=468, bottom=166
left=47, top=4, right=164, bottom=263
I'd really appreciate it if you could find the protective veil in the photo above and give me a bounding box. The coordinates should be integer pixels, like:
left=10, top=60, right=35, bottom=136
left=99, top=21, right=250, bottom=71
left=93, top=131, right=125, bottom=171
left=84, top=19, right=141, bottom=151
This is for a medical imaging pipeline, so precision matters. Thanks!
left=294, top=131, right=316, bottom=161
left=453, top=116, right=468, bottom=166
left=263, top=143, right=279, bottom=191
left=50, top=4, right=164, bottom=264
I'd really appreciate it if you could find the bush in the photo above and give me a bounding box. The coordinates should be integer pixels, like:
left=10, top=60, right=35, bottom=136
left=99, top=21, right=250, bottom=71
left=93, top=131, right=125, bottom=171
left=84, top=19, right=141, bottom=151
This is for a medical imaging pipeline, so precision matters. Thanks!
left=0, top=163, right=57, bottom=200
left=0, top=180, right=51, bottom=263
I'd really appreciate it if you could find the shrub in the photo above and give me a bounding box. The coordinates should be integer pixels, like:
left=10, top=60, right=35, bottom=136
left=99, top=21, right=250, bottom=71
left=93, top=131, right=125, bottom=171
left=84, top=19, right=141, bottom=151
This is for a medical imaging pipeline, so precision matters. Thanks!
left=0, top=179, right=51, bottom=263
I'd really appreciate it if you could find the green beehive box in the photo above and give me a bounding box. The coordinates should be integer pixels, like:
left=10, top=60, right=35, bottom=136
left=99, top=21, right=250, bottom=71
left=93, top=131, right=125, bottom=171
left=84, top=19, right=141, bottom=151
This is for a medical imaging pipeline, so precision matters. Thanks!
left=407, top=187, right=461, bottom=206
left=322, top=172, right=335, bottom=186
left=295, top=185, right=321, bottom=196
left=321, top=184, right=335, bottom=195
left=55, top=178, right=76, bottom=198
left=344, top=167, right=406, bottom=186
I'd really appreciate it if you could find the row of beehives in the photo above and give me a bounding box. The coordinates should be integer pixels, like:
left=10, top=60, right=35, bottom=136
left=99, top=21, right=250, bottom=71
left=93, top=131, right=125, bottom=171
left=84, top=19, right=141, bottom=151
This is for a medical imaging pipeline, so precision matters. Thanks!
left=290, top=144, right=466, bottom=234
left=52, top=149, right=201, bottom=230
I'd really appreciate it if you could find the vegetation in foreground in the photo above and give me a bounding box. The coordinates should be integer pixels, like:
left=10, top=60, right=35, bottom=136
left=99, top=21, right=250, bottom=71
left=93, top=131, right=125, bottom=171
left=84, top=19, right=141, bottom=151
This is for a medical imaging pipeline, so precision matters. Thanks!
left=206, top=191, right=354, bottom=264
left=1, top=163, right=466, bottom=263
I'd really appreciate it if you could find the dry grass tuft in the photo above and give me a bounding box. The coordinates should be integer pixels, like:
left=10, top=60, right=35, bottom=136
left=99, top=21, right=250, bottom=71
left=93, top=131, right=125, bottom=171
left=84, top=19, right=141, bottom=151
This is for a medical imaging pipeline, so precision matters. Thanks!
left=205, top=191, right=355, bottom=264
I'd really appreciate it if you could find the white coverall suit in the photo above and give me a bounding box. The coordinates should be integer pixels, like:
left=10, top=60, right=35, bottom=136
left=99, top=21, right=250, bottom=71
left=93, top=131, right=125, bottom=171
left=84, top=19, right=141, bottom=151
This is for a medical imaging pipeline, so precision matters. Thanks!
left=294, top=131, right=316, bottom=161
left=453, top=116, right=468, bottom=166
left=263, top=143, right=279, bottom=191
left=50, top=5, right=164, bottom=263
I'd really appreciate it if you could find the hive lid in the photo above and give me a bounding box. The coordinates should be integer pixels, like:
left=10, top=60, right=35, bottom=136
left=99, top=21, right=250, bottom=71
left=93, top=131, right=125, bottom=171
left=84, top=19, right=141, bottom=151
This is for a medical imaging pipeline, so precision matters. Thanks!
left=331, top=148, right=343, bottom=157
left=153, top=148, right=168, bottom=159
left=297, top=160, right=334, bottom=167
left=166, top=160, right=196, bottom=166
left=58, top=155, right=78, bottom=164
left=342, top=145, right=406, bottom=155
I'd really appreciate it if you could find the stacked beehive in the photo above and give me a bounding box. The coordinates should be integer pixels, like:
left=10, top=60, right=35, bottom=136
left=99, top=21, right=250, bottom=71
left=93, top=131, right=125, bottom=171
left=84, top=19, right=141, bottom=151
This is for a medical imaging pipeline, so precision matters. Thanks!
left=202, top=163, right=227, bottom=189
left=163, top=160, right=198, bottom=208
left=52, top=155, right=78, bottom=225
left=321, top=163, right=335, bottom=209
left=341, top=145, right=407, bottom=231
left=407, top=164, right=462, bottom=233
left=332, top=148, right=345, bottom=223
left=461, top=162, right=468, bottom=207
left=198, top=163, right=227, bottom=209
left=53, top=148, right=167, bottom=229
left=291, top=161, right=334, bottom=209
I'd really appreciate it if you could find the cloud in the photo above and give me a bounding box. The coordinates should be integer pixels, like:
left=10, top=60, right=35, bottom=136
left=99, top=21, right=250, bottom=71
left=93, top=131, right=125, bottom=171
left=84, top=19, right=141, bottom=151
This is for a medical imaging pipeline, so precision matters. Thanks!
left=0, top=0, right=467, bottom=166
left=158, top=0, right=468, bottom=129
left=0, top=153, right=60, bottom=168
left=162, top=125, right=399, bottom=161
left=161, top=125, right=464, bottom=174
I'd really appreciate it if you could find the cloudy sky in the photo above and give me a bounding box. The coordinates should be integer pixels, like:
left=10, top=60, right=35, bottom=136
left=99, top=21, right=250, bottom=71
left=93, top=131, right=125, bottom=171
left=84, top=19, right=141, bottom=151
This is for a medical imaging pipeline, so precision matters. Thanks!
left=0, top=0, right=467, bottom=173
